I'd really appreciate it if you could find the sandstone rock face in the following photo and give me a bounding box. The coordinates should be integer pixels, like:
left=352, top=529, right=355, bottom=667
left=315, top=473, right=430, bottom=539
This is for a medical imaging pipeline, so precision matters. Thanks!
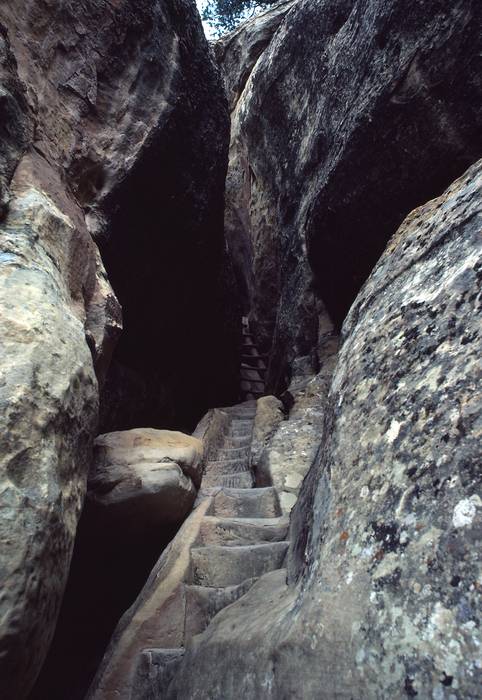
left=0, top=26, right=32, bottom=216
left=219, top=0, right=482, bottom=392
left=214, top=0, right=296, bottom=113
left=168, top=161, right=482, bottom=699
left=0, top=1, right=232, bottom=696
left=89, top=429, right=203, bottom=526
left=2, top=0, right=238, bottom=435
left=0, top=182, right=100, bottom=700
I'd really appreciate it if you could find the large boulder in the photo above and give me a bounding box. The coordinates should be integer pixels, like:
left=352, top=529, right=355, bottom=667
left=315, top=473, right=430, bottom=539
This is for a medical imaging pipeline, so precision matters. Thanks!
left=89, top=429, right=203, bottom=527
left=167, top=160, right=482, bottom=699
left=0, top=0, right=232, bottom=696
left=219, top=0, right=482, bottom=391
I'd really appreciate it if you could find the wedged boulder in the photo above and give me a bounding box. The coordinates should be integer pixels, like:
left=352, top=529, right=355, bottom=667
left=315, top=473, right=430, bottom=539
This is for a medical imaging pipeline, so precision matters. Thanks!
left=89, top=429, right=203, bottom=526
left=219, top=0, right=482, bottom=391
left=251, top=395, right=285, bottom=466
left=165, top=161, right=482, bottom=698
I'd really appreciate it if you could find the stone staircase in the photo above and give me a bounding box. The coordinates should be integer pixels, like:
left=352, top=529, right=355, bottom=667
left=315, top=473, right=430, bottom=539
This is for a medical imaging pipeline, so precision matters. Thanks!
left=128, top=401, right=289, bottom=699
left=239, top=317, right=266, bottom=401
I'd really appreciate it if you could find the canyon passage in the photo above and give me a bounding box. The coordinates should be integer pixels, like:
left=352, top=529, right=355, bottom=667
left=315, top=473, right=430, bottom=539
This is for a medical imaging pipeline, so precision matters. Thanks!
left=0, top=1, right=480, bottom=699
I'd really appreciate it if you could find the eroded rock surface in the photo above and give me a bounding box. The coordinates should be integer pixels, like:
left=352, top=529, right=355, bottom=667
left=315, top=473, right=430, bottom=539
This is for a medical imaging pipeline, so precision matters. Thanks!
left=219, top=0, right=482, bottom=393
left=166, top=161, right=482, bottom=699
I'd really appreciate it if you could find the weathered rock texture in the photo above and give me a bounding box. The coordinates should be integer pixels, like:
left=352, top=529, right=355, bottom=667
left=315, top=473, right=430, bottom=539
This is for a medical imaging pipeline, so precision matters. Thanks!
left=166, top=161, right=482, bottom=699
left=219, top=0, right=482, bottom=393
left=95, top=0, right=239, bottom=432
left=0, top=1, right=233, bottom=697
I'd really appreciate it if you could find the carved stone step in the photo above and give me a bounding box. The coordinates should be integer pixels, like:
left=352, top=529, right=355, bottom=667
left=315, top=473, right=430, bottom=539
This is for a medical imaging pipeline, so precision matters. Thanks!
left=207, top=486, right=282, bottom=518
left=215, top=446, right=250, bottom=460
left=221, top=436, right=252, bottom=449
left=132, top=648, right=184, bottom=700
left=197, top=515, right=289, bottom=547
left=240, top=379, right=265, bottom=390
left=240, top=366, right=265, bottom=379
left=202, top=472, right=254, bottom=489
left=183, top=579, right=256, bottom=641
left=229, top=418, right=254, bottom=427
left=227, top=429, right=253, bottom=439
left=190, top=541, right=289, bottom=587
left=204, top=457, right=251, bottom=473
left=228, top=408, right=257, bottom=417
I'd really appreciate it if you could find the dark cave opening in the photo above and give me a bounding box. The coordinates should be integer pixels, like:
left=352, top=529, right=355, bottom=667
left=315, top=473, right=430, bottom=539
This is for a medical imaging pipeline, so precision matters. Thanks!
left=30, top=500, right=180, bottom=700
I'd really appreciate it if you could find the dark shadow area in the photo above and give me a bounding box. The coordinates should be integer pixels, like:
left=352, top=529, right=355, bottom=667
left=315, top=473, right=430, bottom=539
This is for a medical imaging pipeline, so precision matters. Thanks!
left=98, top=99, right=241, bottom=433
left=30, top=502, right=179, bottom=700
left=93, top=3, right=241, bottom=434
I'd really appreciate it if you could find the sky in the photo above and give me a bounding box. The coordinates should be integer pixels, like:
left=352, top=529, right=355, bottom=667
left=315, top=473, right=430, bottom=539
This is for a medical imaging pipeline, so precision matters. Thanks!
left=195, top=0, right=216, bottom=39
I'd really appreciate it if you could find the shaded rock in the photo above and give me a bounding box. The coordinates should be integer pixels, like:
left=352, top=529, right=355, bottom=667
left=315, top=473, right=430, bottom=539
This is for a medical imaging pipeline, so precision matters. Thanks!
left=255, top=361, right=336, bottom=513
left=214, top=0, right=296, bottom=112
left=87, top=496, right=214, bottom=700
left=166, top=160, right=482, bottom=699
left=219, top=0, right=482, bottom=392
left=133, top=649, right=185, bottom=700
left=253, top=318, right=338, bottom=514
left=2, top=0, right=238, bottom=431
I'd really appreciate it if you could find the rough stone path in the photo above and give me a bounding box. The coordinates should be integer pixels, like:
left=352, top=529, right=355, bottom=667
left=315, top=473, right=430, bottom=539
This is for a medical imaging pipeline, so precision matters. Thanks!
left=132, top=401, right=289, bottom=698
left=240, top=317, right=266, bottom=400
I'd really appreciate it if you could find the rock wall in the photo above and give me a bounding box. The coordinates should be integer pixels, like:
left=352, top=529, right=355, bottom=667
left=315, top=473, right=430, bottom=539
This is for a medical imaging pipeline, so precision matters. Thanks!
left=167, top=158, right=482, bottom=700
left=0, top=1, right=234, bottom=697
left=0, top=14, right=119, bottom=698
left=219, top=0, right=481, bottom=393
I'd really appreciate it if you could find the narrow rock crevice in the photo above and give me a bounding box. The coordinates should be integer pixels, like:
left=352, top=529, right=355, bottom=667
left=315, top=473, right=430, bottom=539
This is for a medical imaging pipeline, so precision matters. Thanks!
left=97, top=28, right=240, bottom=434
